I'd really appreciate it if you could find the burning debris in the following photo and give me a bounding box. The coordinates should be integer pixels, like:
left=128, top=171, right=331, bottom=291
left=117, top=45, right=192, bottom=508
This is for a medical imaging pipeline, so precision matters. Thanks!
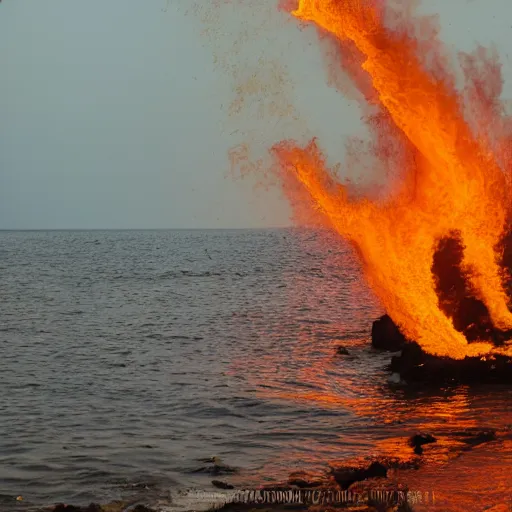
left=432, top=232, right=512, bottom=346
left=370, top=229, right=512, bottom=383
left=272, top=0, right=512, bottom=364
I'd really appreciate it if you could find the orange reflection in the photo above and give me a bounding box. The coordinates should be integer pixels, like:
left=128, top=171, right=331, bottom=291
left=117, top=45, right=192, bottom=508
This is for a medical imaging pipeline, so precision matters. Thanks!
left=228, top=231, right=512, bottom=488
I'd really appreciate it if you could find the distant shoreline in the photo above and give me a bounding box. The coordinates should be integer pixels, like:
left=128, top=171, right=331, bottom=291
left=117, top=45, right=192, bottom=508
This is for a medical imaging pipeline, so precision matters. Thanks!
left=0, top=227, right=299, bottom=232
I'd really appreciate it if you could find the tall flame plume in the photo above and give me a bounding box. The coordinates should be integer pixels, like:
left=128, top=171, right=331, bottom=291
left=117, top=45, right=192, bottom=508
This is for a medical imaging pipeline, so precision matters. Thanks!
left=272, top=0, right=512, bottom=359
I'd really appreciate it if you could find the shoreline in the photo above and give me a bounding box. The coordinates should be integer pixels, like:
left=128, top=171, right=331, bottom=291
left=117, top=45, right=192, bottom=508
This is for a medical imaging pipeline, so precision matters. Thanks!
left=16, top=427, right=511, bottom=512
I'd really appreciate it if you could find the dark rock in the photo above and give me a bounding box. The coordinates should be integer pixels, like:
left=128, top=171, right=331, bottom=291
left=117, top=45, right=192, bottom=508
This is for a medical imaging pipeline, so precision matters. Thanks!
left=390, top=341, right=512, bottom=384
left=212, top=480, right=234, bottom=489
left=132, top=506, right=156, bottom=512
left=331, top=461, right=387, bottom=490
left=331, top=467, right=363, bottom=490
left=409, top=433, right=437, bottom=447
left=371, top=315, right=407, bottom=352
left=365, top=461, right=388, bottom=479
left=53, top=505, right=101, bottom=512
left=409, top=433, right=437, bottom=455
left=336, top=345, right=350, bottom=355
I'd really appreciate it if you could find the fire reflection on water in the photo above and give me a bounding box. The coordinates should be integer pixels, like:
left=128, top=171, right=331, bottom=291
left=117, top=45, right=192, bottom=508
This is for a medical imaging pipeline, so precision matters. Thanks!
left=227, top=231, right=512, bottom=509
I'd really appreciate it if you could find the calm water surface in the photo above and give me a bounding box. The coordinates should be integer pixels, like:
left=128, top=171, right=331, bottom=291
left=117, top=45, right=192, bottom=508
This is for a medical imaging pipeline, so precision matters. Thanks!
left=0, top=230, right=511, bottom=511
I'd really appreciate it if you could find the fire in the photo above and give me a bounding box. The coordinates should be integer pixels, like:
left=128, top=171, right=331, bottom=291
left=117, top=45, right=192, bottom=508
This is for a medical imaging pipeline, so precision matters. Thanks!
left=272, top=0, right=512, bottom=359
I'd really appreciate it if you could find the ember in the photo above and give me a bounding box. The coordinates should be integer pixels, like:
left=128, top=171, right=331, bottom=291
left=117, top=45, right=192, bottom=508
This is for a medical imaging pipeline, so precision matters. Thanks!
left=272, top=0, right=512, bottom=360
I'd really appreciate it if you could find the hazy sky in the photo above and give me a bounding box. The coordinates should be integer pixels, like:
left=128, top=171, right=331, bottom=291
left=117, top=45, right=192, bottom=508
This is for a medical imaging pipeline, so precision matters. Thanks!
left=2, top=0, right=512, bottom=229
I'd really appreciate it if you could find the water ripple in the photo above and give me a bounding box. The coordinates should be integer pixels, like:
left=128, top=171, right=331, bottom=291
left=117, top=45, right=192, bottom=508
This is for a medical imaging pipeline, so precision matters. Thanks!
left=0, top=229, right=510, bottom=510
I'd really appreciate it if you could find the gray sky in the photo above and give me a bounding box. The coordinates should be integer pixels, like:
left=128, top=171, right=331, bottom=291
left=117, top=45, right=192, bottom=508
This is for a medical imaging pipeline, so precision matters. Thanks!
left=1, top=0, right=511, bottom=229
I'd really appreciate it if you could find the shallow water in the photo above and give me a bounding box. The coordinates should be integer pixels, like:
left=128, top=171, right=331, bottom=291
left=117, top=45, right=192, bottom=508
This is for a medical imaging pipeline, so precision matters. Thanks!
left=0, top=229, right=511, bottom=511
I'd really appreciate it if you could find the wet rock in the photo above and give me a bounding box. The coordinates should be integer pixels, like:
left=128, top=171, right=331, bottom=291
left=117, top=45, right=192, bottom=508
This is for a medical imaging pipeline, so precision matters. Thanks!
left=365, top=461, right=388, bottom=479
left=390, top=340, right=512, bottom=385
left=131, top=506, right=156, bottom=512
left=331, top=461, right=387, bottom=490
left=376, top=313, right=512, bottom=384
left=336, top=345, right=350, bottom=355
left=409, top=433, right=436, bottom=454
left=371, top=315, right=407, bottom=352
left=409, top=433, right=437, bottom=448
left=364, top=461, right=388, bottom=479
left=212, top=480, right=234, bottom=489
left=413, top=445, right=423, bottom=455
left=331, top=467, right=362, bottom=490
left=53, top=505, right=102, bottom=512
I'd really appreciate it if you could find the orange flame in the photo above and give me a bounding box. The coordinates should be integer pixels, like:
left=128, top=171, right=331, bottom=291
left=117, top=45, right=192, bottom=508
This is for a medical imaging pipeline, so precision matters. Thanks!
left=272, top=0, right=512, bottom=359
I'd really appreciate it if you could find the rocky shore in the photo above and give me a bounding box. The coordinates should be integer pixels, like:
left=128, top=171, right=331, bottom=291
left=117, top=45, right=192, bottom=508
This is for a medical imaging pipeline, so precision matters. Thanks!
left=22, top=425, right=511, bottom=512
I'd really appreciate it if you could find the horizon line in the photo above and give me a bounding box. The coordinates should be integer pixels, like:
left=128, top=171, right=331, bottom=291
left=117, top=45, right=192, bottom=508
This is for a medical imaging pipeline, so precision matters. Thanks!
left=0, top=226, right=310, bottom=232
